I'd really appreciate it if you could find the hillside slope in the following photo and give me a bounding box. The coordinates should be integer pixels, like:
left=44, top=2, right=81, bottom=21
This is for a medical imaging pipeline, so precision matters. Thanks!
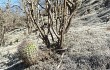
left=0, top=0, right=110, bottom=70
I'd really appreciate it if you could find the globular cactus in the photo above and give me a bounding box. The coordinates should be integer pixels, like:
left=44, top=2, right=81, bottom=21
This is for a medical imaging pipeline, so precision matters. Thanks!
left=17, top=39, right=50, bottom=66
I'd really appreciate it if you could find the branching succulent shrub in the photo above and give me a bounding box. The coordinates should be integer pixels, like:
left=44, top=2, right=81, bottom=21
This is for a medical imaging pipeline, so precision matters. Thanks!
left=0, top=9, right=5, bottom=46
left=21, top=0, right=79, bottom=52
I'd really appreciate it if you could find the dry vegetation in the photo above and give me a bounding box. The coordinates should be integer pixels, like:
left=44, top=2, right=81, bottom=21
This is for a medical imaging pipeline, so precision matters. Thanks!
left=0, top=0, right=110, bottom=70
left=20, top=0, right=80, bottom=51
left=0, top=0, right=80, bottom=68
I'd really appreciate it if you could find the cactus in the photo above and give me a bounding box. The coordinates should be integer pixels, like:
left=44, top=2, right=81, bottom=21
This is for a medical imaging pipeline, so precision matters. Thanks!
left=17, top=40, right=38, bottom=65
left=17, top=39, right=50, bottom=66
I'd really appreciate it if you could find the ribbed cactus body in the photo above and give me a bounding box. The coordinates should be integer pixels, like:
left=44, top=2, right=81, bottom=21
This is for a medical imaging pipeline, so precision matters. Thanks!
left=18, top=40, right=38, bottom=65
left=17, top=39, right=50, bottom=66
